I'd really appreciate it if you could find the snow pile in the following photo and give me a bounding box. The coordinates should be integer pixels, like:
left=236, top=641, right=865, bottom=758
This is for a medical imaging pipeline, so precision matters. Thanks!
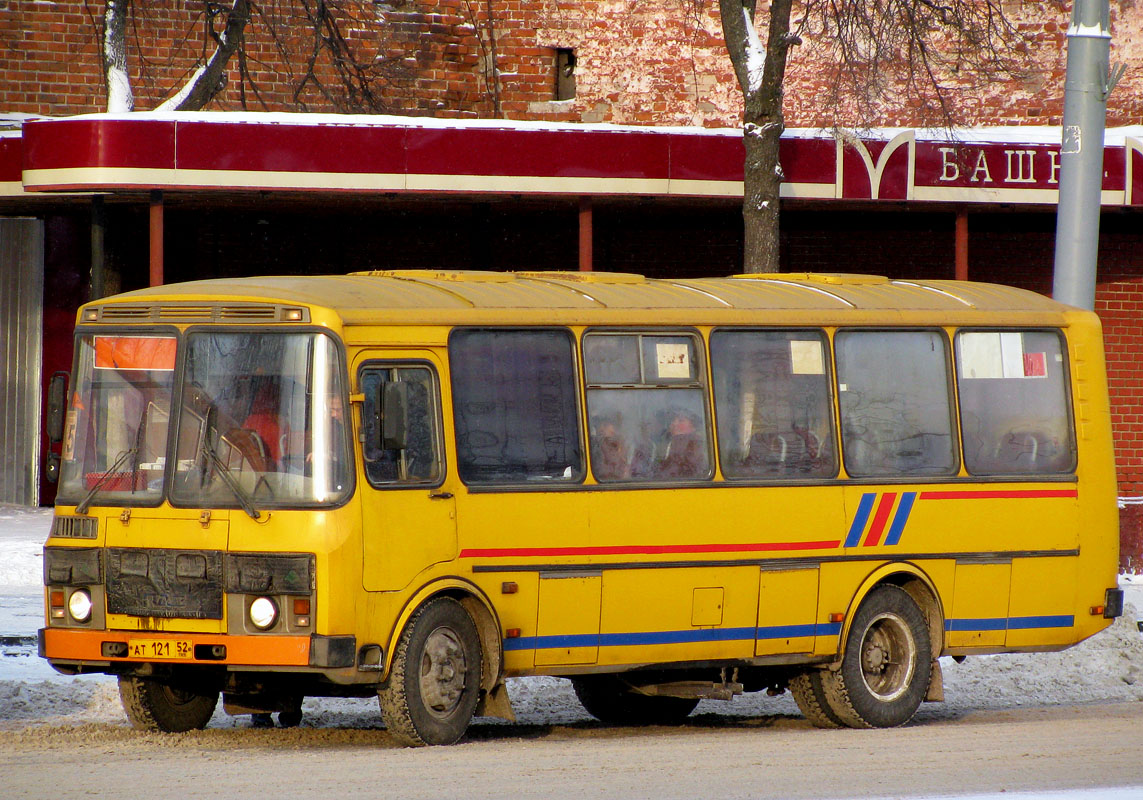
left=0, top=505, right=45, bottom=589
left=935, top=604, right=1143, bottom=713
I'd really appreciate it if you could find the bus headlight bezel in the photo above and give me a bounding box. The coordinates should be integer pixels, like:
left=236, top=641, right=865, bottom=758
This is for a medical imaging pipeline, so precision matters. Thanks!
left=249, top=596, right=279, bottom=630
left=67, top=589, right=93, bottom=623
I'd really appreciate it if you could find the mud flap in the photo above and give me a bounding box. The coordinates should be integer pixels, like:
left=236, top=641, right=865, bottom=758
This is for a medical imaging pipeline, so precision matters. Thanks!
left=474, top=681, right=515, bottom=722
left=924, top=659, right=944, bottom=702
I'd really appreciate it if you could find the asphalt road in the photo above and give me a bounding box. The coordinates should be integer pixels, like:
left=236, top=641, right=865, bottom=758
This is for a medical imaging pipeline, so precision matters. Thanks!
left=2, top=699, right=1142, bottom=799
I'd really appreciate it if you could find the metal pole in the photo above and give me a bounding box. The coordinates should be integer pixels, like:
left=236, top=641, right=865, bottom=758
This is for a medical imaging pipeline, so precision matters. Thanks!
left=90, top=195, right=106, bottom=300
left=1052, top=0, right=1113, bottom=310
left=578, top=196, right=593, bottom=272
left=149, top=189, right=164, bottom=287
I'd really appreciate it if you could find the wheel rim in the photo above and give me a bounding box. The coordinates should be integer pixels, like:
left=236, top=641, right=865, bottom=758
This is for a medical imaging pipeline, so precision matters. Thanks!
left=858, top=611, right=916, bottom=703
left=419, top=625, right=468, bottom=719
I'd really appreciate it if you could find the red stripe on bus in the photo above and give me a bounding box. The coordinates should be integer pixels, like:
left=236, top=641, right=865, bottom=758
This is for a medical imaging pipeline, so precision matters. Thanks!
left=863, top=492, right=898, bottom=547
left=918, top=489, right=1078, bottom=500
left=459, top=540, right=841, bottom=559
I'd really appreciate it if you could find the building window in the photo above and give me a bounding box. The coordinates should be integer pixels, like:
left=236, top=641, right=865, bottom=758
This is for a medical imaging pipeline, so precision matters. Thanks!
left=555, top=48, right=576, bottom=101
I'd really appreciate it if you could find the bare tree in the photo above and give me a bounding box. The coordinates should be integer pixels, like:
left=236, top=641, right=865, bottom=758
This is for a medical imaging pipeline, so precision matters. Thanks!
left=98, top=0, right=417, bottom=113
left=103, top=0, right=133, bottom=111
left=158, top=0, right=251, bottom=110
left=718, top=0, right=1030, bottom=273
left=100, top=0, right=250, bottom=111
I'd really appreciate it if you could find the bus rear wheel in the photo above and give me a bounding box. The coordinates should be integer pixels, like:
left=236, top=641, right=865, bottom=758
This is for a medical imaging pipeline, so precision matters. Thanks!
left=378, top=597, right=482, bottom=746
left=820, top=584, right=931, bottom=728
left=789, top=670, right=845, bottom=729
left=571, top=676, right=700, bottom=725
left=118, top=676, right=218, bottom=733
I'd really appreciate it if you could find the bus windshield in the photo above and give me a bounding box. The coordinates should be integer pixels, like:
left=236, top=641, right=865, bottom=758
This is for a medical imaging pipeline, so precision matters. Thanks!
left=58, top=334, right=178, bottom=510
left=58, top=330, right=351, bottom=511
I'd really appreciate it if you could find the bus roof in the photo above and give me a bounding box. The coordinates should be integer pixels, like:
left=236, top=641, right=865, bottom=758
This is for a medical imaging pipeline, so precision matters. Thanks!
left=82, top=270, right=1078, bottom=327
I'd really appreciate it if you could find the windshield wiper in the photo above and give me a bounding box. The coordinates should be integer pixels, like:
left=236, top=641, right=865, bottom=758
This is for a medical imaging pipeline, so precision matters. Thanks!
left=75, top=448, right=138, bottom=515
left=199, top=406, right=261, bottom=520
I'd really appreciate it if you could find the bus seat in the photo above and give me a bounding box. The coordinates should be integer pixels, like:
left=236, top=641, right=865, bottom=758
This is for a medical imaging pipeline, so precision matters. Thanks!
left=224, top=428, right=270, bottom=473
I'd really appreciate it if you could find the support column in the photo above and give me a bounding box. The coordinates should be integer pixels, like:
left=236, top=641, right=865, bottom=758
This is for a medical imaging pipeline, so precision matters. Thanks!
left=149, top=189, right=164, bottom=287
left=955, top=209, right=969, bottom=281
left=578, top=196, right=593, bottom=272
left=91, top=196, right=106, bottom=299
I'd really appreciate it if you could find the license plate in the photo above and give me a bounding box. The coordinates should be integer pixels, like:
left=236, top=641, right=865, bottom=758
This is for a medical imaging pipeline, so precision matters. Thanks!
left=127, top=638, right=193, bottom=660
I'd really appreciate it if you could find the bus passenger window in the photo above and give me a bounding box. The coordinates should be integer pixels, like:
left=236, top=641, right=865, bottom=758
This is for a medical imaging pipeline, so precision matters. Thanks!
left=450, top=329, right=583, bottom=485
left=710, top=330, right=837, bottom=480
left=360, top=366, right=442, bottom=486
left=585, top=332, right=712, bottom=483
left=835, top=330, right=957, bottom=478
left=956, top=330, right=1076, bottom=475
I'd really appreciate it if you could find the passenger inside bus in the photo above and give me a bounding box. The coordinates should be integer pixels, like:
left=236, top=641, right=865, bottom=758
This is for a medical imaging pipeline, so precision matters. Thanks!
left=590, top=416, right=631, bottom=481
left=242, top=381, right=285, bottom=469
left=655, top=411, right=705, bottom=479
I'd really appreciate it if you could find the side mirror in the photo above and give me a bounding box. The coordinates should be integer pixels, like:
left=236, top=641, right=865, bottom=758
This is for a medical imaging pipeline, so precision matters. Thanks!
left=381, top=381, right=408, bottom=451
left=46, top=371, right=68, bottom=444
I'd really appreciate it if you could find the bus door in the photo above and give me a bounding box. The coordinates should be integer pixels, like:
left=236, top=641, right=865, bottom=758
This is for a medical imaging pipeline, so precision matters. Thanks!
left=357, top=355, right=457, bottom=592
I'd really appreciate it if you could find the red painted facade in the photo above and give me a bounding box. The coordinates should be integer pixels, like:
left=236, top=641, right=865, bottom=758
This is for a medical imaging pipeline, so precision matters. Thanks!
left=11, top=116, right=1143, bottom=210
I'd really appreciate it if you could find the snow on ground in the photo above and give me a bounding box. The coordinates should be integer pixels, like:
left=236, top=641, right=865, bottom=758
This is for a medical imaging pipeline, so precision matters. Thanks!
left=4, top=504, right=1143, bottom=732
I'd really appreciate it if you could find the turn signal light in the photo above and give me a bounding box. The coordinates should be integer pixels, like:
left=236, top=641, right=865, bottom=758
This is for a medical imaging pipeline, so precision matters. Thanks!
left=50, top=591, right=65, bottom=619
left=1090, top=605, right=1106, bottom=616
left=829, top=613, right=845, bottom=623
left=505, top=628, right=521, bottom=639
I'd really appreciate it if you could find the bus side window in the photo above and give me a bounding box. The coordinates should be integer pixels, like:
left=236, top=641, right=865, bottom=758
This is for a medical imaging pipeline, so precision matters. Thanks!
left=450, top=329, right=583, bottom=484
left=584, top=332, right=712, bottom=483
left=835, top=330, right=957, bottom=478
left=710, top=329, right=837, bottom=480
left=955, top=330, right=1076, bottom=475
left=360, top=365, right=443, bottom=486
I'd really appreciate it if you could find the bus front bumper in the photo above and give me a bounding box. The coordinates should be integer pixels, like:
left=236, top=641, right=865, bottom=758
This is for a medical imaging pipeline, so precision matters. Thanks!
left=38, top=628, right=356, bottom=669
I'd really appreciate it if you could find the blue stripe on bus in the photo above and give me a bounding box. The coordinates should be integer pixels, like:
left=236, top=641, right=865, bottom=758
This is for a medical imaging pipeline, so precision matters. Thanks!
left=946, top=615, right=1074, bottom=632
left=504, top=627, right=758, bottom=651
left=1007, top=614, right=1075, bottom=629
left=883, top=491, right=918, bottom=546
left=504, top=623, right=843, bottom=651
left=756, top=622, right=842, bottom=639
left=504, top=615, right=1076, bottom=651
left=844, top=493, right=877, bottom=548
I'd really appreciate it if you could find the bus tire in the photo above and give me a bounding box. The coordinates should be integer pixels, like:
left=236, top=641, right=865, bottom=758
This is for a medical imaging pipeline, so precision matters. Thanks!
left=117, top=676, right=218, bottom=733
left=788, top=670, right=845, bottom=729
left=378, top=597, right=482, bottom=746
left=820, top=585, right=931, bottom=729
left=571, top=676, right=700, bottom=725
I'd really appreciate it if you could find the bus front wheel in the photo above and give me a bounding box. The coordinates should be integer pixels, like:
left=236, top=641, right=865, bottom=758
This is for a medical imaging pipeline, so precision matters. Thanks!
left=118, top=676, right=218, bottom=733
left=820, top=584, right=931, bottom=728
left=378, top=597, right=482, bottom=746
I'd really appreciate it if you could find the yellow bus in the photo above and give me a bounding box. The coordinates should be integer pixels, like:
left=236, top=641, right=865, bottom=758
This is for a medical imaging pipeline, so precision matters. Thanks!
left=40, top=270, right=1122, bottom=744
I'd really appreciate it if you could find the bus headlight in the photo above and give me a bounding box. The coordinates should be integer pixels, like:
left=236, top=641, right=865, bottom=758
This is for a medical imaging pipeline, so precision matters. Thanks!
left=67, top=589, right=93, bottom=623
left=249, top=597, right=279, bottom=630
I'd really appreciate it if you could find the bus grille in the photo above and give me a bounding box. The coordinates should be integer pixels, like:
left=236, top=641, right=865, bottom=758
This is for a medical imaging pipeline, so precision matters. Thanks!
left=49, top=515, right=98, bottom=540
left=106, top=547, right=224, bottom=620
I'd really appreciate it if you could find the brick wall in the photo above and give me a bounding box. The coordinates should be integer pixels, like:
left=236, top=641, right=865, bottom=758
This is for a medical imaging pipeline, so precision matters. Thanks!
left=4, top=1, right=1142, bottom=126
